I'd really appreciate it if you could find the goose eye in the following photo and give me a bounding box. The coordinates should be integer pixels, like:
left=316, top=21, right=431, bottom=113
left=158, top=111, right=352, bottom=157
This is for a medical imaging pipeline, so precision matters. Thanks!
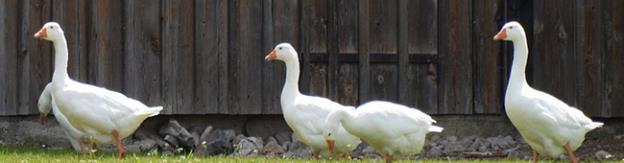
left=278, top=47, right=283, bottom=50
left=509, top=26, right=513, bottom=30
left=50, top=26, right=54, bottom=29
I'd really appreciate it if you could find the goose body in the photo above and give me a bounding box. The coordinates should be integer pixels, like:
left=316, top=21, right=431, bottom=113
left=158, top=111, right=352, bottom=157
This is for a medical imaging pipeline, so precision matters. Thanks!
left=325, top=101, right=442, bottom=162
left=494, top=21, right=603, bottom=162
left=265, top=43, right=361, bottom=158
left=35, top=22, right=162, bottom=158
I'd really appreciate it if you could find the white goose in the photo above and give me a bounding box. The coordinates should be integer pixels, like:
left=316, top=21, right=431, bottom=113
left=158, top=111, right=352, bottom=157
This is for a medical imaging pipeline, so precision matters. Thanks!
left=265, top=43, right=361, bottom=158
left=324, top=101, right=442, bottom=163
left=494, top=21, right=603, bottom=163
left=34, top=22, right=163, bottom=158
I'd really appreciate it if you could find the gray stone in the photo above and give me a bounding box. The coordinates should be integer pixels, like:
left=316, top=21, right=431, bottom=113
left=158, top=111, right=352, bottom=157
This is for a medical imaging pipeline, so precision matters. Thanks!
left=261, top=138, right=285, bottom=157
left=284, top=136, right=311, bottom=158
left=235, top=137, right=263, bottom=156
left=594, top=150, right=613, bottom=159
left=351, top=142, right=380, bottom=159
left=188, top=126, right=205, bottom=146
left=198, top=125, right=214, bottom=144
left=194, top=129, right=236, bottom=156
left=158, top=119, right=195, bottom=149
left=273, top=131, right=292, bottom=146
left=163, top=134, right=179, bottom=148
left=232, top=134, right=246, bottom=145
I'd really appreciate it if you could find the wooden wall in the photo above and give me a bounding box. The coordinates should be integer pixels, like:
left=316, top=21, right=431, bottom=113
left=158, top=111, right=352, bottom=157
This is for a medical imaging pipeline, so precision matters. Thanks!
left=0, top=0, right=621, bottom=117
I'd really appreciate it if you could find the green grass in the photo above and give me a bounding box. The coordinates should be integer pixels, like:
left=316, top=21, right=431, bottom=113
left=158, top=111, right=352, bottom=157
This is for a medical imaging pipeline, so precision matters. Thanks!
left=0, top=145, right=560, bottom=163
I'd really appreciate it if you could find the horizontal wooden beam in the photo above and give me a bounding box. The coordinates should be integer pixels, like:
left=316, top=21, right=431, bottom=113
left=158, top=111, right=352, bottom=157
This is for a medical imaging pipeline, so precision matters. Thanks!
left=307, top=53, right=438, bottom=64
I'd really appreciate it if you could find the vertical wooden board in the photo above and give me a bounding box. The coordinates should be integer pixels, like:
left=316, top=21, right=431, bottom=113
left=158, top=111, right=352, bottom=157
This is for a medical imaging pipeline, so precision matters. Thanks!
left=161, top=0, right=195, bottom=114
left=397, top=0, right=408, bottom=104
left=0, top=0, right=19, bottom=115
left=308, top=64, right=328, bottom=97
left=124, top=0, right=162, bottom=108
left=301, top=0, right=327, bottom=53
left=53, top=0, right=89, bottom=82
left=438, top=0, right=473, bottom=114
left=368, top=0, right=397, bottom=54
left=337, top=64, right=358, bottom=106
left=406, top=64, right=438, bottom=114
left=532, top=0, right=577, bottom=107
left=228, top=0, right=263, bottom=114
left=217, top=0, right=229, bottom=114
left=337, top=0, right=358, bottom=53
left=20, top=0, right=53, bottom=115
left=575, top=0, right=604, bottom=116
left=368, top=64, right=398, bottom=102
left=194, top=0, right=220, bottom=114
left=407, top=0, right=437, bottom=54
left=604, top=0, right=624, bottom=117
left=92, top=0, right=124, bottom=93
left=358, top=0, right=371, bottom=104
left=472, top=0, right=503, bottom=114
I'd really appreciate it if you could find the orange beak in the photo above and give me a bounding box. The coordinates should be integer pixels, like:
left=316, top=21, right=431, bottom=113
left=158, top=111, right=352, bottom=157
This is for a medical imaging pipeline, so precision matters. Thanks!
left=265, top=49, right=277, bottom=61
left=39, top=113, right=47, bottom=125
left=326, top=139, right=335, bottom=153
left=493, top=28, right=507, bottom=40
left=34, top=27, right=48, bottom=39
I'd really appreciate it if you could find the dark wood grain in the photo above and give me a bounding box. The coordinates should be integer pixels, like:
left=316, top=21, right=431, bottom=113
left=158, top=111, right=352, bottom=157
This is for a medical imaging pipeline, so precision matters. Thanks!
left=193, top=0, right=220, bottom=114
left=575, top=0, right=604, bottom=117
left=358, top=0, right=370, bottom=104
left=603, top=0, right=624, bottom=117
left=438, top=0, right=473, bottom=114
left=92, top=0, right=124, bottom=93
left=0, top=0, right=19, bottom=115
left=161, top=0, right=195, bottom=114
left=124, top=0, right=162, bottom=108
left=473, top=0, right=503, bottom=114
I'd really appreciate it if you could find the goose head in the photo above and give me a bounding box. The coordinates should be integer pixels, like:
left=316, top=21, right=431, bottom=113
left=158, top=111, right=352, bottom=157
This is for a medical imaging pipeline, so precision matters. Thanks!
left=493, top=21, right=526, bottom=42
left=34, top=22, right=65, bottom=42
left=38, top=103, right=50, bottom=125
left=323, top=128, right=336, bottom=153
left=265, top=43, right=298, bottom=62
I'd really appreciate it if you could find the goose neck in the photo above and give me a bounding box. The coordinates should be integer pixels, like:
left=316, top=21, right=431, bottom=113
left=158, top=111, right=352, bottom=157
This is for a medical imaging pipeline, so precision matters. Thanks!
left=281, top=59, right=301, bottom=98
left=507, top=39, right=530, bottom=93
left=52, top=38, right=70, bottom=84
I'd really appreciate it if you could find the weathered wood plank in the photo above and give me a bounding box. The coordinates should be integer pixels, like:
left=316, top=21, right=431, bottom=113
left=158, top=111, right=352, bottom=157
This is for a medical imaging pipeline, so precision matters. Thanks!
left=17, top=0, right=50, bottom=115
left=326, top=0, right=339, bottom=101
left=532, top=0, right=577, bottom=110
left=397, top=0, right=408, bottom=104
left=124, top=0, right=162, bottom=107
left=0, top=0, right=19, bottom=115
left=228, top=0, right=264, bottom=114
left=337, top=0, right=358, bottom=53
left=92, top=0, right=124, bottom=93
left=438, top=0, right=473, bottom=114
left=404, top=0, right=438, bottom=113
left=336, top=0, right=358, bottom=106
left=217, top=0, right=229, bottom=114
left=358, top=0, right=370, bottom=104
left=473, top=0, right=503, bottom=114
left=194, top=0, right=220, bottom=114
left=604, top=0, right=624, bottom=117
left=406, top=64, right=438, bottom=113
left=161, top=0, right=195, bottom=114
left=308, top=64, right=328, bottom=97
left=575, top=0, right=604, bottom=117
left=302, top=0, right=328, bottom=97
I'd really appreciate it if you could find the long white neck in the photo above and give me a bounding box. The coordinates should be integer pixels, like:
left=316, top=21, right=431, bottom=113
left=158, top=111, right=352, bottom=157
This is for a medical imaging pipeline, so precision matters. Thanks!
left=52, top=37, right=71, bottom=84
left=326, top=108, right=354, bottom=139
left=507, top=37, right=530, bottom=93
left=281, top=58, right=302, bottom=102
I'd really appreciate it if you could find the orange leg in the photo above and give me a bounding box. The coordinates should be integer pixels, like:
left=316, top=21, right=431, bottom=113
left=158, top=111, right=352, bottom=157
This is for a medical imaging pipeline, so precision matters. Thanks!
left=113, top=130, right=125, bottom=159
left=531, top=150, right=540, bottom=163
left=384, top=155, right=393, bottom=163
left=78, top=138, right=87, bottom=155
left=563, top=143, right=578, bottom=163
